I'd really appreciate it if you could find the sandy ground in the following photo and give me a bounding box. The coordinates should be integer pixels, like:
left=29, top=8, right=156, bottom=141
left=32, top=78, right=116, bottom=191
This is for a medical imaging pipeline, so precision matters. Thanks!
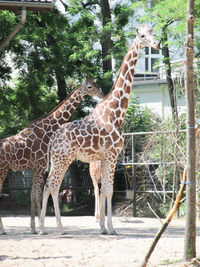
left=0, top=215, right=200, bottom=267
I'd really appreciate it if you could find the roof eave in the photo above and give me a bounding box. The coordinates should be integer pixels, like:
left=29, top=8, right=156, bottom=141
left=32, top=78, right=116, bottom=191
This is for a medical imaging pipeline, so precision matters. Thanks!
left=0, top=1, right=54, bottom=12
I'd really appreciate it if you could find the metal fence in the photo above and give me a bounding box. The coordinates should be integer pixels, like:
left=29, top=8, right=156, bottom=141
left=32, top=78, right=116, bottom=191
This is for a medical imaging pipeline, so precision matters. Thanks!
left=1, top=129, right=188, bottom=216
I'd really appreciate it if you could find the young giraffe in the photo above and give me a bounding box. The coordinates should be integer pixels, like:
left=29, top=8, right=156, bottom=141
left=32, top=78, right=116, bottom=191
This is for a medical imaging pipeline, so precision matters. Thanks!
left=0, top=76, right=104, bottom=234
left=39, top=26, right=159, bottom=235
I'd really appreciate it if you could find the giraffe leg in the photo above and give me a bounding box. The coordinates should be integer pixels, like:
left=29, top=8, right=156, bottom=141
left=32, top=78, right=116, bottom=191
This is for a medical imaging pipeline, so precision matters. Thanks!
left=106, top=193, right=116, bottom=235
left=0, top=217, right=6, bottom=235
left=30, top=169, right=45, bottom=234
left=94, top=186, right=100, bottom=220
left=36, top=182, right=43, bottom=226
left=99, top=192, right=107, bottom=234
left=52, top=189, right=66, bottom=235
left=39, top=187, right=50, bottom=235
left=90, top=161, right=102, bottom=221
left=50, top=161, right=73, bottom=234
left=99, top=159, right=117, bottom=235
left=0, top=168, right=9, bottom=235
left=30, top=188, right=38, bottom=234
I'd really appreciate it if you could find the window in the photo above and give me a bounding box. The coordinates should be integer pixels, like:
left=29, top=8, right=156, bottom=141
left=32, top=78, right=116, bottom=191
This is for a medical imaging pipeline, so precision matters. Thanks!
left=151, top=48, right=159, bottom=54
left=151, top=58, right=158, bottom=72
left=144, top=45, right=161, bottom=73
left=145, top=58, right=149, bottom=71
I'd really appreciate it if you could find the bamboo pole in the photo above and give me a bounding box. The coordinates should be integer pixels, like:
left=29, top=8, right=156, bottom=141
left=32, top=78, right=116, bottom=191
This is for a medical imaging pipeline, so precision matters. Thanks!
left=141, top=167, right=186, bottom=267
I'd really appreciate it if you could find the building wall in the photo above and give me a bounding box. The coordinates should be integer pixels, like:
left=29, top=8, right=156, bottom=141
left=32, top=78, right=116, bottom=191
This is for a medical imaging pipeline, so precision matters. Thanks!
left=133, top=80, right=186, bottom=119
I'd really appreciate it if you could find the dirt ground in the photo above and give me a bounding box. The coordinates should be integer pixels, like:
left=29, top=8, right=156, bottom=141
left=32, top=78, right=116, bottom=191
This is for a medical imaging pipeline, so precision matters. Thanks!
left=0, top=215, right=200, bottom=267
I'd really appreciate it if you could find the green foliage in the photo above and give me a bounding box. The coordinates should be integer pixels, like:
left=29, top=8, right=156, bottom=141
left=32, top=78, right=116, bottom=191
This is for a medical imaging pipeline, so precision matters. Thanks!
left=0, top=1, right=138, bottom=136
left=123, top=95, right=160, bottom=133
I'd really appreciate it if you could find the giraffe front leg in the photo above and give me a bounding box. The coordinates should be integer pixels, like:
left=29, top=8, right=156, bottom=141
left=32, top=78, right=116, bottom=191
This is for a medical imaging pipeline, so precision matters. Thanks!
left=100, top=192, right=107, bottom=234
left=99, top=158, right=117, bottom=235
left=36, top=184, right=43, bottom=227
left=106, top=193, right=116, bottom=235
left=30, top=189, right=37, bottom=234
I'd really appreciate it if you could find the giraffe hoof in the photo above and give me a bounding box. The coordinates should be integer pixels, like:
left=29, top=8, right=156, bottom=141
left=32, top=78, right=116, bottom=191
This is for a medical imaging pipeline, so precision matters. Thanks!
left=59, top=231, right=68, bottom=235
left=39, top=231, right=48, bottom=236
left=108, top=230, right=117, bottom=235
left=31, top=230, right=37, bottom=235
left=100, top=229, right=108, bottom=235
left=0, top=231, right=7, bottom=235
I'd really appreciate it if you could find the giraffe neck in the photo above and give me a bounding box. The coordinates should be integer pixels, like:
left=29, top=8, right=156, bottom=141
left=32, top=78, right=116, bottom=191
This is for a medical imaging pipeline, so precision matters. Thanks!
left=94, top=37, right=142, bottom=127
left=29, top=88, right=84, bottom=133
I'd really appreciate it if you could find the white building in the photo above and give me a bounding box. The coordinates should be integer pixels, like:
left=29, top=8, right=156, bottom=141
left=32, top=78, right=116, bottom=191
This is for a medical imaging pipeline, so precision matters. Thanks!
left=133, top=42, right=186, bottom=120
left=133, top=77, right=186, bottom=120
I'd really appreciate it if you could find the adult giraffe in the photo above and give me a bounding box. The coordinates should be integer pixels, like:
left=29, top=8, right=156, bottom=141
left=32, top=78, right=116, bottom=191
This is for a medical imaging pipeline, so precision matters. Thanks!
left=0, top=77, right=104, bottom=234
left=39, top=26, right=159, bottom=235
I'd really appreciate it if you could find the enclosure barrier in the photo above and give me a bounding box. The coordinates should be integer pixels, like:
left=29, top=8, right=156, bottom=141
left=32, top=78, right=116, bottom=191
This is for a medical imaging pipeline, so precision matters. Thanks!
left=1, top=129, right=189, bottom=217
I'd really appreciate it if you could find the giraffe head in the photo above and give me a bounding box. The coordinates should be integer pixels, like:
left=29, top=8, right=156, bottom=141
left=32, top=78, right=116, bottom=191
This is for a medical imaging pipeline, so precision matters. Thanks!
left=136, top=25, right=159, bottom=50
left=81, top=76, right=104, bottom=99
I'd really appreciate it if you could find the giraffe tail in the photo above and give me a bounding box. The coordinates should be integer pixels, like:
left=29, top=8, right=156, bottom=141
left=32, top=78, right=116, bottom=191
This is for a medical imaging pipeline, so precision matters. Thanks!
left=41, top=170, right=49, bottom=192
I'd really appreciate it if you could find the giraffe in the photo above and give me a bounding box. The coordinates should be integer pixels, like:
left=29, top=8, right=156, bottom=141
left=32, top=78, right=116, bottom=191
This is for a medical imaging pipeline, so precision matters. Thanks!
left=39, top=26, right=159, bottom=235
left=0, top=76, right=104, bottom=234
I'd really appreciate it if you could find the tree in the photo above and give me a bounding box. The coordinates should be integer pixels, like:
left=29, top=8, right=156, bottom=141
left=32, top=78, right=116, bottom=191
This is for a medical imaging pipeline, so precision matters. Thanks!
left=138, top=0, right=187, bottom=119
left=184, top=0, right=196, bottom=260
left=0, top=1, right=136, bottom=136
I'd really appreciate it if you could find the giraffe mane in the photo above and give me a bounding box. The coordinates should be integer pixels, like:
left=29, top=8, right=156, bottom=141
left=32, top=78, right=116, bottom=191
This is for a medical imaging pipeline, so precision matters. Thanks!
left=97, top=51, right=128, bottom=104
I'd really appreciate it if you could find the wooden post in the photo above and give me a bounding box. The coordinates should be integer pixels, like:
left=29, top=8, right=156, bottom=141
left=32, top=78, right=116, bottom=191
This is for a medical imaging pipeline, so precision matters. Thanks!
left=184, top=0, right=196, bottom=260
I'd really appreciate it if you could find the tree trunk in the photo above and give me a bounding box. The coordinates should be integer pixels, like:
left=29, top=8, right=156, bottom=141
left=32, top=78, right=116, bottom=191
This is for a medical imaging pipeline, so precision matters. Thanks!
left=161, top=26, right=178, bottom=121
left=55, top=70, right=67, bottom=102
left=99, top=0, right=113, bottom=93
left=184, top=0, right=196, bottom=260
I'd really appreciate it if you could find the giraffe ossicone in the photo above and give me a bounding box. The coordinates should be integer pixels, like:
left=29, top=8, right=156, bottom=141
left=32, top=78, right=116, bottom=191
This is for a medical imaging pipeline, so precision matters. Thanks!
left=39, top=25, right=159, bottom=235
left=0, top=76, right=104, bottom=235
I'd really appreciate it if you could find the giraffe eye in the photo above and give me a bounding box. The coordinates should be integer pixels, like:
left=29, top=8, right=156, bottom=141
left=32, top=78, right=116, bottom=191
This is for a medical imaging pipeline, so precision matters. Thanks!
left=141, top=34, right=145, bottom=38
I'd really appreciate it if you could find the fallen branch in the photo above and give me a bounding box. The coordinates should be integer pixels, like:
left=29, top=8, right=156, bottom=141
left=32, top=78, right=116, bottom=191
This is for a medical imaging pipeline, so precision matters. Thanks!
left=147, top=202, right=163, bottom=225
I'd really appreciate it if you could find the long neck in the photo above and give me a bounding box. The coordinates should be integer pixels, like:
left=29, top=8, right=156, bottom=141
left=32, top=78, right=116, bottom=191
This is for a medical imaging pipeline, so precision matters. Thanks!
left=94, top=37, right=142, bottom=127
left=46, top=89, right=84, bottom=130
left=29, top=88, right=84, bottom=133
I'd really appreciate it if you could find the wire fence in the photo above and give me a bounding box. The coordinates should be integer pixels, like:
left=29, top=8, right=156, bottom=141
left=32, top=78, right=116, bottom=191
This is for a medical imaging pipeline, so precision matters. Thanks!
left=1, top=129, right=191, bottom=217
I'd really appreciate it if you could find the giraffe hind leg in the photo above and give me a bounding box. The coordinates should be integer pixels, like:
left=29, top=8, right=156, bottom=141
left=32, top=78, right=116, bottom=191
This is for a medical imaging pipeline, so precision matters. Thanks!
left=94, top=184, right=101, bottom=221
left=52, top=189, right=66, bottom=235
left=0, top=168, right=9, bottom=234
left=0, top=217, right=6, bottom=235
left=39, top=186, right=50, bottom=235
left=106, top=193, right=116, bottom=235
